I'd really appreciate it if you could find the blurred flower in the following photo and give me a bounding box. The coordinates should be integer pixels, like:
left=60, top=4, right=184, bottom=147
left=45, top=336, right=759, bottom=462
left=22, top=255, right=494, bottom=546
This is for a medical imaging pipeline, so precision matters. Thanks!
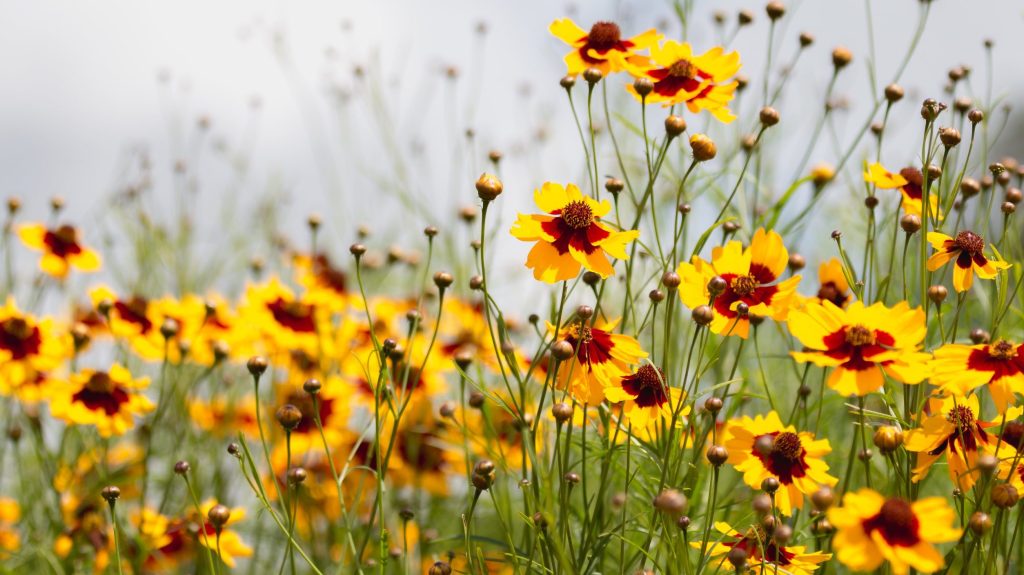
left=693, top=521, right=830, bottom=574
left=549, top=19, right=659, bottom=77
left=723, top=411, right=838, bottom=515
left=48, top=364, right=154, bottom=437
left=926, top=231, right=1010, bottom=292
left=828, top=488, right=960, bottom=574
left=678, top=228, right=801, bottom=339
left=0, top=298, right=70, bottom=400
left=54, top=494, right=114, bottom=571
left=789, top=300, right=929, bottom=396
left=197, top=499, right=252, bottom=568
left=188, top=396, right=260, bottom=439
left=511, top=182, right=638, bottom=283
left=626, top=41, right=740, bottom=122
left=548, top=318, right=646, bottom=406
left=930, top=340, right=1024, bottom=413
left=0, top=498, right=19, bottom=557
left=863, top=164, right=942, bottom=221
left=17, top=223, right=101, bottom=278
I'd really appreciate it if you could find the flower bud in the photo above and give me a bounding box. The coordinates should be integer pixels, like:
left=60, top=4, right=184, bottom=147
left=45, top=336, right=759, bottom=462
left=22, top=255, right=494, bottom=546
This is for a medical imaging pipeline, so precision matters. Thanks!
left=970, top=328, right=990, bottom=344
left=811, top=486, right=835, bottom=510
left=475, top=173, right=503, bottom=201
left=551, top=340, right=575, bottom=361
left=287, top=467, right=308, bottom=485
left=927, top=285, right=948, bottom=304
left=832, top=46, right=853, bottom=69
left=208, top=504, right=231, bottom=529
left=633, top=77, right=654, bottom=97
left=582, top=67, right=603, bottom=84
left=691, top=305, right=714, bottom=326
left=992, top=484, right=1019, bottom=509
left=873, top=426, right=903, bottom=454
left=788, top=253, right=806, bottom=271
left=799, top=32, right=814, bottom=48
left=969, top=511, right=992, bottom=535
left=276, top=404, right=303, bottom=431
left=900, top=214, right=921, bottom=234
left=559, top=75, right=576, bottom=90
left=939, top=127, right=961, bottom=148
left=884, top=84, right=904, bottom=103
left=704, top=396, right=723, bottom=414
left=689, top=134, right=717, bottom=161
left=968, top=109, right=984, bottom=124
left=551, top=402, right=573, bottom=424
left=433, top=271, right=454, bottom=289
left=706, top=445, right=729, bottom=466
left=759, top=107, right=780, bottom=127
left=653, top=489, right=688, bottom=515
left=605, top=178, right=624, bottom=195
left=665, top=115, right=687, bottom=137
left=662, top=271, right=681, bottom=290
left=247, top=356, right=269, bottom=377
left=761, top=477, right=780, bottom=493
left=174, top=460, right=191, bottom=475
left=766, top=1, right=785, bottom=20
left=101, top=486, right=121, bottom=503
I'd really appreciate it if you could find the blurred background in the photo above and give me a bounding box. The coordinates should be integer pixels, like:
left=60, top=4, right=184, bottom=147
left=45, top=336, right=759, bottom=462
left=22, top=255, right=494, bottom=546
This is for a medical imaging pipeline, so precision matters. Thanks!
left=1, top=0, right=1022, bottom=299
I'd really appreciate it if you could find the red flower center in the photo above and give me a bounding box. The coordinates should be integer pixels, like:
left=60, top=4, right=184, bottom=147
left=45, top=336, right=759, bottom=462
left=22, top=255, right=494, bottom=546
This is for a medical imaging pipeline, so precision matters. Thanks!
left=115, top=296, right=153, bottom=333
left=668, top=58, right=696, bottom=79
left=43, top=224, right=84, bottom=258
left=561, top=201, right=594, bottom=230
left=620, top=364, right=669, bottom=408
left=0, top=317, right=42, bottom=360
left=989, top=340, right=1015, bottom=360
left=1002, top=422, right=1024, bottom=452
left=72, top=371, right=130, bottom=415
left=267, top=297, right=317, bottom=333
left=861, top=498, right=920, bottom=547
left=954, top=231, right=984, bottom=255
left=729, top=275, right=758, bottom=297
left=771, top=432, right=803, bottom=461
left=946, top=404, right=975, bottom=432
left=587, top=22, right=621, bottom=50
left=844, top=325, right=875, bottom=347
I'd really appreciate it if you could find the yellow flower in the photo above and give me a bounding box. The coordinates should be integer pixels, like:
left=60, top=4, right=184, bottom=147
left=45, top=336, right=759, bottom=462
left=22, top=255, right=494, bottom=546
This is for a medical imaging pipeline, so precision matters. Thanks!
left=828, top=488, right=960, bottom=575
left=604, top=363, right=683, bottom=428
left=811, top=258, right=853, bottom=308
left=197, top=500, right=253, bottom=569
left=930, top=339, right=1024, bottom=413
left=0, top=298, right=70, bottom=400
left=626, top=40, right=740, bottom=122
left=17, top=222, right=101, bottom=278
left=863, top=163, right=942, bottom=220
left=693, top=521, right=830, bottom=574
left=0, top=498, right=19, bottom=557
left=188, top=395, right=260, bottom=439
left=48, top=364, right=154, bottom=437
left=926, top=231, right=1011, bottom=292
left=549, top=318, right=646, bottom=406
left=722, top=411, right=838, bottom=515
left=788, top=300, right=930, bottom=396
left=511, top=182, right=638, bottom=283
left=678, top=228, right=801, bottom=339
left=549, top=19, right=660, bottom=77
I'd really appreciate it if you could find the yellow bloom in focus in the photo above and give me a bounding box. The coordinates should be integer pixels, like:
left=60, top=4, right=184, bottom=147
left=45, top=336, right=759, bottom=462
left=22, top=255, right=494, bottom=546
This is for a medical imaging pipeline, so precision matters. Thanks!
left=626, top=40, right=740, bottom=123
left=549, top=19, right=660, bottom=77
left=48, top=364, right=154, bottom=437
left=197, top=500, right=253, bottom=569
left=677, top=228, right=801, bottom=339
left=511, top=182, right=639, bottom=283
left=549, top=318, right=647, bottom=406
left=828, top=488, right=960, bottom=575
left=788, top=300, right=930, bottom=396
left=904, top=393, right=1019, bottom=490
left=722, top=411, right=838, bottom=515
left=17, top=222, right=101, bottom=278
left=863, top=163, right=942, bottom=220
left=930, top=339, right=1024, bottom=413
left=693, top=521, right=830, bottom=574
left=604, top=363, right=683, bottom=428
left=926, top=230, right=1011, bottom=292
left=0, top=498, right=19, bottom=557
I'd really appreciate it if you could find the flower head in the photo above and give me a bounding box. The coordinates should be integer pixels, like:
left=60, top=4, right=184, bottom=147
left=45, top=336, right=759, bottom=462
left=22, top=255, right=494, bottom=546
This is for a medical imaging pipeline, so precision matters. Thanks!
left=828, top=488, right=960, bottom=575
left=789, top=300, right=929, bottom=396
left=17, top=223, right=101, bottom=278
left=604, top=363, right=683, bottom=427
left=678, top=228, right=801, bottom=339
left=549, top=318, right=646, bottom=406
left=931, top=340, right=1024, bottom=413
left=810, top=258, right=853, bottom=308
left=626, top=40, right=740, bottom=122
left=511, top=182, right=639, bottom=283
left=549, top=19, right=660, bottom=77
left=48, top=364, right=154, bottom=437
left=694, top=521, right=830, bottom=575
left=723, top=411, right=838, bottom=515
left=863, top=163, right=942, bottom=220
left=927, top=231, right=1011, bottom=292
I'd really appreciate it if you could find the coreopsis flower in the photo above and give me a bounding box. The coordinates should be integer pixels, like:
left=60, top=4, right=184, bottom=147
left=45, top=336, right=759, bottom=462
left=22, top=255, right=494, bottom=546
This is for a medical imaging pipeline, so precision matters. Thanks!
left=677, top=228, right=801, bottom=339
left=196, top=500, right=253, bottom=569
left=693, top=521, right=830, bottom=575
left=810, top=258, right=853, bottom=308
left=604, top=363, right=684, bottom=428
left=273, top=375, right=352, bottom=447
left=0, top=498, right=19, bottom=558
left=788, top=300, right=930, bottom=396
left=55, top=495, right=114, bottom=571
left=238, top=278, right=333, bottom=358
left=438, top=298, right=501, bottom=370
left=625, top=40, right=740, bottom=122
left=926, top=230, right=1011, bottom=292
left=904, top=394, right=1020, bottom=490
left=828, top=488, right=961, bottom=575
left=0, top=299, right=70, bottom=399
left=89, top=286, right=157, bottom=339
left=511, top=182, right=639, bottom=283
left=931, top=339, right=1024, bottom=413
left=17, top=222, right=101, bottom=278
left=722, top=411, right=838, bottom=515
left=549, top=19, right=660, bottom=77
left=863, top=163, right=942, bottom=220
left=188, top=396, right=260, bottom=439
left=381, top=397, right=462, bottom=495
left=292, top=251, right=349, bottom=311
left=48, top=364, right=154, bottom=437
left=549, top=318, right=647, bottom=406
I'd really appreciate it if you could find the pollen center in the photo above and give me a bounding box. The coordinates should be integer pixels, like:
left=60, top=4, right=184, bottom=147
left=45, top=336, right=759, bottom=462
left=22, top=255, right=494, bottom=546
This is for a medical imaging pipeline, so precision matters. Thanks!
left=954, top=230, right=985, bottom=255
left=668, top=58, right=696, bottom=78
left=85, top=372, right=114, bottom=394
left=864, top=498, right=918, bottom=546
left=2, top=317, right=30, bottom=340
left=730, top=275, right=757, bottom=297
left=989, top=340, right=1015, bottom=360
left=946, top=404, right=975, bottom=432
left=845, top=325, right=875, bottom=347
left=561, top=201, right=594, bottom=230
left=587, top=21, right=621, bottom=50
left=771, top=431, right=803, bottom=461
left=55, top=224, right=78, bottom=246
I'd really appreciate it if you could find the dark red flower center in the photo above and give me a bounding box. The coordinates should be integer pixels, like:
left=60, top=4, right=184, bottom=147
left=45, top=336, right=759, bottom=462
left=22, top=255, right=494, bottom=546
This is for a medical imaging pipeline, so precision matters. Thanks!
left=817, top=282, right=847, bottom=307
left=1001, top=422, right=1024, bottom=452
left=720, top=525, right=794, bottom=566
left=668, top=58, right=696, bottom=79
left=730, top=275, right=758, bottom=297
left=845, top=325, right=875, bottom=347
left=771, top=432, right=803, bottom=461
left=620, top=364, right=669, bottom=408
left=989, top=340, right=1015, bottom=360
left=0, top=317, right=41, bottom=360
left=861, top=498, right=920, bottom=547
left=587, top=22, right=621, bottom=50
left=43, top=225, right=84, bottom=258
left=115, top=296, right=152, bottom=333
left=564, top=325, right=613, bottom=368
left=267, top=297, right=317, bottom=333
left=899, top=167, right=923, bottom=200
left=954, top=231, right=985, bottom=255
left=561, top=201, right=594, bottom=230
left=71, top=372, right=130, bottom=415
left=751, top=431, right=808, bottom=484
left=946, top=404, right=976, bottom=432
left=312, top=253, right=347, bottom=294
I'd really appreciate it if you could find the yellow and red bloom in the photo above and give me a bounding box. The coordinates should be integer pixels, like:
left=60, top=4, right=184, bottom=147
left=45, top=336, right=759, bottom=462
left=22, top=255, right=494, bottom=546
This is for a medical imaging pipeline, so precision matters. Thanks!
left=55, top=495, right=115, bottom=571
left=48, top=364, right=154, bottom=437
left=17, top=222, right=101, bottom=278
left=0, top=299, right=70, bottom=399
left=549, top=318, right=646, bottom=406
left=511, top=182, right=639, bottom=283
left=604, top=363, right=683, bottom=428
left=549, top=19, right=659, bottom=77
left=828, top=488, right=960, bottom=575
left=678, top=228, right=801, bottom=339
left=904, top=394, right=1019, bottom=490
left=863, top=163, right=942, bottom=220
left=694, top=521, right=830, bottom=575
left=931, top=339, right=1024, bottom=413
left=723, top=411, right=838, bottom=515
left=626, top=40, right=740, bottom=122
left=0, top=498, right=19, bottom=558
left=926, top=231, right=1011, bottom=292
left=89, top=285, right=158, bottom=340
left=788, top=300, right=930, bottom=396
left=810, top=258, right=853, bottom=308
left=188, top=395, right=260, bottom=439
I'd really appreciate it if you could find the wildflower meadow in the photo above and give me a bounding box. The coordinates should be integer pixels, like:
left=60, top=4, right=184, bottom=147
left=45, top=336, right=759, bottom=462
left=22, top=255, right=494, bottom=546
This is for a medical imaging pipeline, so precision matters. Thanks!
left=4, top=1, right=1024, bottom=574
